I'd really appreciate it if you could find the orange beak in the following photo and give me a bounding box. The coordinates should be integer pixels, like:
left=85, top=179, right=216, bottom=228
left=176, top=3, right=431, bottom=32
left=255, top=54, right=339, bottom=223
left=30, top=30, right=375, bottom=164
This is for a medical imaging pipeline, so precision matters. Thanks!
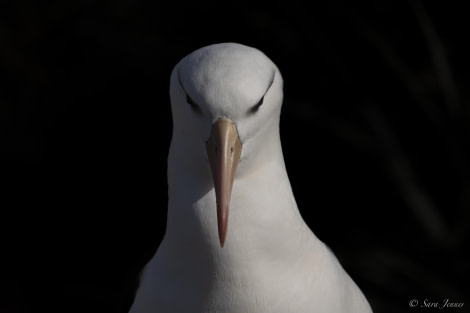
left=206, top=118, right=242, bottom=247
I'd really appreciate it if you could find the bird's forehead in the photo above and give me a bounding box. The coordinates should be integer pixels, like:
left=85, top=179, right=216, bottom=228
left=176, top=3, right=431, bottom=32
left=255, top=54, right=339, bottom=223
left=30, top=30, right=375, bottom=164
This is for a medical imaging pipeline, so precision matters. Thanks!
left=179, top=44, right=274, bottom=107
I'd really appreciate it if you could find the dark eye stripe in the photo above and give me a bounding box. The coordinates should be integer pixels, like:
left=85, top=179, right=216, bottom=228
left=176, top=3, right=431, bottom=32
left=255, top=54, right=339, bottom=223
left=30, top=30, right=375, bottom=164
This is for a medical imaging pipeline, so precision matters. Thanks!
left=247, top=72, right=275, bottom=115
left=178, top=70, right=202, bottom=114
left=186, top=94, right=202, bottom=113
left=250, top=97, right=264, bottom=113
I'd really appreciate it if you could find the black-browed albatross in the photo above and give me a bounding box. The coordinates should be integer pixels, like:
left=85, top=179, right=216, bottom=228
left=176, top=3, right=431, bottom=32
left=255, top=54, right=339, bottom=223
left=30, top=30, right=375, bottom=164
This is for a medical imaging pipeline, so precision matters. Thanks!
left=129, top=42, right=373, bottom=313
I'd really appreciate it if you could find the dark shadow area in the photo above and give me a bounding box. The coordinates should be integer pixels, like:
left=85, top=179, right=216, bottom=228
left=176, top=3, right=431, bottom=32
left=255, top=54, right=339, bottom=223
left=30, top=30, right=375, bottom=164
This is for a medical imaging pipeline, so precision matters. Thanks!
left=1, top=1, right=468, bottom=312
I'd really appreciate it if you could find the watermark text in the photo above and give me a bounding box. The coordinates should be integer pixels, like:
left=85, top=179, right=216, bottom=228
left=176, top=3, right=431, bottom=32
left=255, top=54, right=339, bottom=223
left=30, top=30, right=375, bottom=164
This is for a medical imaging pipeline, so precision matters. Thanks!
left=409, top=299, right=464, bottom=309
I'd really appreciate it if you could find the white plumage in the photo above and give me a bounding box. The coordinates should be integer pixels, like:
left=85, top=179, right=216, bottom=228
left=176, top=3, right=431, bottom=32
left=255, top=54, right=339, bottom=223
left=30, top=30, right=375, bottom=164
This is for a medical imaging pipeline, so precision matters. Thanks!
left=129, top=43, right=372, bottom=313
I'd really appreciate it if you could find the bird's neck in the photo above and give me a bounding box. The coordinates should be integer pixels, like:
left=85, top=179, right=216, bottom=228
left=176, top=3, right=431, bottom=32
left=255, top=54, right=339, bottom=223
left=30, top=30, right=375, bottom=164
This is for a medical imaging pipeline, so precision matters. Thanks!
left=163, top=143, right=311, bottom=263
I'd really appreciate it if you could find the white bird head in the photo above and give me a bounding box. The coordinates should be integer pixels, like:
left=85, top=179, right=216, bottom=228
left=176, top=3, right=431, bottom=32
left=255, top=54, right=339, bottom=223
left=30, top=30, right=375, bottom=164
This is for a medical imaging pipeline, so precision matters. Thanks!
left=169, top=43, right=284, bottom=247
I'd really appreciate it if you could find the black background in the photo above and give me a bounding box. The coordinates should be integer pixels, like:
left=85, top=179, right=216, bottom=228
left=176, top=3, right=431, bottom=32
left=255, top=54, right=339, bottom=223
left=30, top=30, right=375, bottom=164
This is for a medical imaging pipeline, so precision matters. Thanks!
left=1, top=1, right=469, bottom=312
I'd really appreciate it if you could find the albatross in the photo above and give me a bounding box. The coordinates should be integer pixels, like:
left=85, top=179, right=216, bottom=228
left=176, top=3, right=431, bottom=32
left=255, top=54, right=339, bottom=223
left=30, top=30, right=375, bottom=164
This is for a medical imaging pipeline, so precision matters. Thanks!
left=129, top=43, right=373, bottom=313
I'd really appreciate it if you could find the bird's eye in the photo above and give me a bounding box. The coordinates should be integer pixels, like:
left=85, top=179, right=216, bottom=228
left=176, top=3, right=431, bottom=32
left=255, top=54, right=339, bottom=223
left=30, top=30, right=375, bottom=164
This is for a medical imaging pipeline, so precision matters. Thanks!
left=249, top=96, right=264, bottom=113
left=186, top=94, right=201, bottom=113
